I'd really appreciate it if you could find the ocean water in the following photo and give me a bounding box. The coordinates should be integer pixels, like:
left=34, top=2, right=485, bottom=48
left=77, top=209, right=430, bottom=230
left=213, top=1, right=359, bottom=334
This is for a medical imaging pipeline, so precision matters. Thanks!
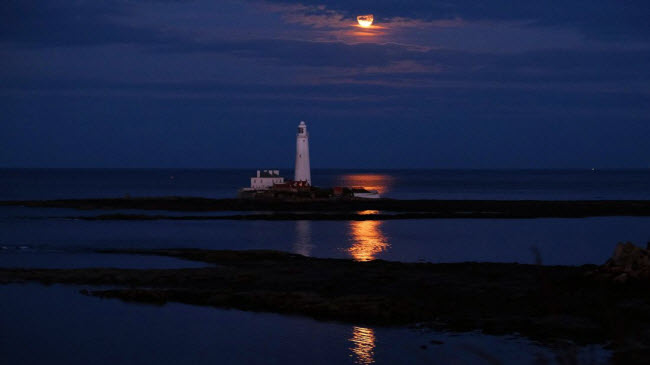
left=1, top=168, right=648, bottom=364
left=2, top=168, right=649, bottom=200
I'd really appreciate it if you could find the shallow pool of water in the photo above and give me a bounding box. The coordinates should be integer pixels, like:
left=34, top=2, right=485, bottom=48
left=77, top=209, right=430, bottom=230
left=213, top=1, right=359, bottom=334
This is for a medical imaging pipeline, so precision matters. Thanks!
left=0, top=284, right=608, bottom=365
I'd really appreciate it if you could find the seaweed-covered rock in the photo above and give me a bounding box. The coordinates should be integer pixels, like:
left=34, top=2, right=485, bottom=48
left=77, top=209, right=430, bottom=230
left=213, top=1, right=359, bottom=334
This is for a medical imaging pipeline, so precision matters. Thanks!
left=594, top=242, right=650, bottom=282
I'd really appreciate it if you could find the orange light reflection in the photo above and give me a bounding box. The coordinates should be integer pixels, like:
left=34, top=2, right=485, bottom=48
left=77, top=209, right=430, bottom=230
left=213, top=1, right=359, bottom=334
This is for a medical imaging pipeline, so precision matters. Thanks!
left=350, top=24, right=386, bottom=38
left=353, top=24, right=386, bottom=30
left=339, top=173, right=394, bottom=195
left=349, top=326, right=376, bottom=365
left=358, top=209, right=379, bottom=215
left=348, top=214, right=389, bottom=262
left=351, top=31, right=378, bottom=37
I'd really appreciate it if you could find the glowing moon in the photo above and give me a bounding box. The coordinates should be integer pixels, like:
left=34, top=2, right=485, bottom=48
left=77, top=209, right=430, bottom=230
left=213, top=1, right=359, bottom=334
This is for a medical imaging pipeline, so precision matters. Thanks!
left=357, top=14, right=374, bottom=28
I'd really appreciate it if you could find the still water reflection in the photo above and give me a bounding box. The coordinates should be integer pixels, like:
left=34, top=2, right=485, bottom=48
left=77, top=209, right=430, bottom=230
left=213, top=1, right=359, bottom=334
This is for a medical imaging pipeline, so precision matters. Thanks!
left=338, top=173, right=395, bottom=195
left=3, top=284, right=606, bottom=365
left=293, top=213, right=391, bottom=262
left=348, top=211, right=390, bottom=262
left=349, top=326, right=376, bottom=365
left=293, top=220, right=314, bottom=256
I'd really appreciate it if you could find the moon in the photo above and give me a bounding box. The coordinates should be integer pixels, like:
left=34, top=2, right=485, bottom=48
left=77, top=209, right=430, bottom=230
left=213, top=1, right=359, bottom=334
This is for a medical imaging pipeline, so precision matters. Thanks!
left=357, top=14, right=374, bottom=28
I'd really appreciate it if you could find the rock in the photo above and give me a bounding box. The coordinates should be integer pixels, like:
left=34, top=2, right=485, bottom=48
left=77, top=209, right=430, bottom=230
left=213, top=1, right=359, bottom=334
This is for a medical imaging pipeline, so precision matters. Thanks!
left=594, top=242, right=650, bottom=282
left=614, top=273, right=628, bottom=283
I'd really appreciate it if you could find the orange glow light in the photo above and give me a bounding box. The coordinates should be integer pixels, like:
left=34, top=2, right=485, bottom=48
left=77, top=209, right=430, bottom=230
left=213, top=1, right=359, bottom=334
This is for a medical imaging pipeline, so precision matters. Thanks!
left=349, top=326, right=376, bottom=365
left=357, top=14, right=374, bottom=28
left=348, top=218, right=389, bottom=262
left=339, top=174, right=394, bottom=195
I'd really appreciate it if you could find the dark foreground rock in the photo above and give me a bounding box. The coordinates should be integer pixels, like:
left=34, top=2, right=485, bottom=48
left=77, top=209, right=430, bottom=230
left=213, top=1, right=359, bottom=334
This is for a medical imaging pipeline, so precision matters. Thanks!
left=3, top=197, right=650, bottom=219
left=590, top=242, right=650, bottom=282
left=1, top=247, right=650, bottom=363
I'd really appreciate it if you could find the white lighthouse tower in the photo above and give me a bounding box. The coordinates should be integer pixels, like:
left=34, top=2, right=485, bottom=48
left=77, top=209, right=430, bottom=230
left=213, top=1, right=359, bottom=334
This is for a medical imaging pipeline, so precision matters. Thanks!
left=294, top=121, right=311, bottom=185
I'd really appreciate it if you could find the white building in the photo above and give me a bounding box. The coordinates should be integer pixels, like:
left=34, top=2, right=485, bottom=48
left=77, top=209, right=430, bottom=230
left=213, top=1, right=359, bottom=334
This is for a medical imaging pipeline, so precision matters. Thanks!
left=250, top=170, right=284, bottom=190
left=295, top=121, right=311, bottom=185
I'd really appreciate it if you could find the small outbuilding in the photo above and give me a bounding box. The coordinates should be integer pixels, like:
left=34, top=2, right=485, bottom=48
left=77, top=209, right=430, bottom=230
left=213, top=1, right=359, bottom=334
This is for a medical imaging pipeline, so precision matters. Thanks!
left=250, top=170, right=284, bottom=190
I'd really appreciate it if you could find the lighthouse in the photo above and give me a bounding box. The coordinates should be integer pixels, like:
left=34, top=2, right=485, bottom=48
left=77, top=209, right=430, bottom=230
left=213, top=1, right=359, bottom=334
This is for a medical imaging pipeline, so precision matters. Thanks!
left=294, top=121, right=311, bottom=185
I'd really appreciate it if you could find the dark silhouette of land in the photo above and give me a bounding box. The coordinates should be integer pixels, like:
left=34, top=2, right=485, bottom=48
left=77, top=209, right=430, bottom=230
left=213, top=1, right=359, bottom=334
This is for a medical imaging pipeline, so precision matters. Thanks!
left=1, top=247, right=649, bottom=364
left=3, top=197, right=650, bottom=219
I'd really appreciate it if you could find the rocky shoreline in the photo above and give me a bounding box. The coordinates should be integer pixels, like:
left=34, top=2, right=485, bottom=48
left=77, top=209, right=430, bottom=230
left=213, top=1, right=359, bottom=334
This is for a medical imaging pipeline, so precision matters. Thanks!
left=4, top=197, right=650, bottom=219
left=2, top=244, right=650, bottom=363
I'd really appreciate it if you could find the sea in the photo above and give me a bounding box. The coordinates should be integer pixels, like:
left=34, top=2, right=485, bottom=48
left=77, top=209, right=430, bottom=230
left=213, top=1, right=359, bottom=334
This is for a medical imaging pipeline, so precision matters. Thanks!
left=1, top=168, right=649, bottom=365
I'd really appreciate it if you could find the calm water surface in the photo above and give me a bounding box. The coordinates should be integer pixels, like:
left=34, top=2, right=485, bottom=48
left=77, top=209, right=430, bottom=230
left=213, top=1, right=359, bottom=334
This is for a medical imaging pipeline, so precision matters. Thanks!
left=1, top=168, right=649, bottom=200
left=0, top=284, right=607, bottom=365
left=2, top=207, right=648, bottom=266
left=1, top=169, right=646, bottom=364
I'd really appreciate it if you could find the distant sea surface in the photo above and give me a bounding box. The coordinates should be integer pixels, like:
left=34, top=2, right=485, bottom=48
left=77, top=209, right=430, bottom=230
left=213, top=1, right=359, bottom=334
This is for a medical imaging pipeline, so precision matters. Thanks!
left=2, top=168, right=649, bottom=200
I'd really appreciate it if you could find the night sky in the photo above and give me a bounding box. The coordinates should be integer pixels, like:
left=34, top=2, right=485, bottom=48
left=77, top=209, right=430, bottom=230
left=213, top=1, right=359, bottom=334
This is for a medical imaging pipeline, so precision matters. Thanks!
left=2, top=0, right=649, bottom=169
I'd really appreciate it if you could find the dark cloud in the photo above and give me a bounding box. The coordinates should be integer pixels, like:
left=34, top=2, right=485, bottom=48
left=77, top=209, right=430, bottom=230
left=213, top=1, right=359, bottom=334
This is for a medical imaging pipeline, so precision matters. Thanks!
left=156, top=37, right=650, bottom=84
left=3, top=0, right=649, bottom=50
left=0, top=1, right=174, bottom=47
left=1, top=0, right=649, bottom=168
left=264, top=0, right=650, bottom=41
left=155, top=39, right=421, bottom=67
